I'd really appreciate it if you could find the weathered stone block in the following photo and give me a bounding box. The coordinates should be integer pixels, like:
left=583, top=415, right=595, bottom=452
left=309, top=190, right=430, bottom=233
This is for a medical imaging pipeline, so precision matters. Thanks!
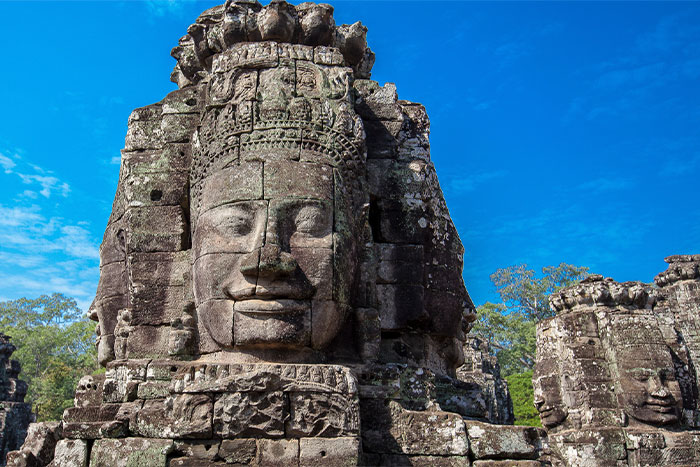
left=376, top=244, right=424, bottom=285
left=52, top=439, right=89, bottom=467
left=378, top=454, right=471, bottom=466
left=135, top=395, right=212, bottom=439
left=126, top=206, right=188, bottom=253
left=472, top=461, right=542, bottom=467
left=375, top=199, right=426, bottom=244
left=287, top=392, right=360, bottom=437
left=377, top=284, right=426, bottom=330
left=264, top=160, right=333, bottom=199
left=172, top=440, right=220, bottom=461
left=126, top=326, right=171, bottom=359
left=197, top=163, right=263, bottom=213
left=299, top=437, right=360, bottom=467
left=219, top=439, right=257, bottom=464
left=162, top=87, right=203, bottom=115
left=466, top=422, right=543, bottom=460
left=90, top=438, right=174, bottom=467
left=125, top=119, right=164, bottom=151
left=168, top=459, right=228, bottom=467
left=124, top=170, right=188, bottom=208
left=314, top=46, right=345, bottom=66
left=362, top=400, right=469, bottom=456
left=213, top=391, right=286, bottom=438
left=257, top=439, right=299, bottom=467
left=162, top=114, right=199, bottom=143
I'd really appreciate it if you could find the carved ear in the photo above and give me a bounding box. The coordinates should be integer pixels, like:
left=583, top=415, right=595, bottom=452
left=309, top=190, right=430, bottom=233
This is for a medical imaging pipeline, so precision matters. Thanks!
left=116, top=228, right=127, bottom=255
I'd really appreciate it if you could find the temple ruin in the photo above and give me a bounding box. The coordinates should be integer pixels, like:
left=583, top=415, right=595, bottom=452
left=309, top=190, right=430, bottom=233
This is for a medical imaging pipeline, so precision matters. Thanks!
left=536, top=255, right=700, bottom=465
left=7, top=1, right=700, bottom=465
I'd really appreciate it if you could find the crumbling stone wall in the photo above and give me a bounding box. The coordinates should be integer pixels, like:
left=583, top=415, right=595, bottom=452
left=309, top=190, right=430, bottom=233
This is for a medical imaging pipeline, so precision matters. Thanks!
left=536, top=260, right=700, bottom=466
left=458, top=336, right=514, bottom=425
left=0, top=334, right=33, bottom=466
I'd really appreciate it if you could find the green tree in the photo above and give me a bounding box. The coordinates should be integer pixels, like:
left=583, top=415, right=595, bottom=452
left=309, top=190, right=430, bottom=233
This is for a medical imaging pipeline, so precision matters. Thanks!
left=0, top=293, right=97, bottom=421
left=506, top=371, right=541, bottom=426
left=471, top=302, right=536, bottom=377
left=490, top=263, right=590, bottom=321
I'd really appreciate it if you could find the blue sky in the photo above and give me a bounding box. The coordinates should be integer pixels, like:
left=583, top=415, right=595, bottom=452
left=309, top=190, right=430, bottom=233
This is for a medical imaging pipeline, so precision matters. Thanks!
left=1, top=1, right=698, bottom=311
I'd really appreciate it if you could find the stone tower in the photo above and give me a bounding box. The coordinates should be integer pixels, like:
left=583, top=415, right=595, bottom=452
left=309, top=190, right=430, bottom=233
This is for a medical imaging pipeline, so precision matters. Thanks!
left=9, top=2, right=546, bottom=465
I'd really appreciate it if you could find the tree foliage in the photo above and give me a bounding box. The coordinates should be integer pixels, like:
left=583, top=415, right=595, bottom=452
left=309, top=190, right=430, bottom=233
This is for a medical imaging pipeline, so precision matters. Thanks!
left=474, top=262, right=589, bottom=377
left=0, top=293, right=97, bottom=421
left=490, top=263, right=590, bottom=321
left=471, top=302, right=536, bottom=377
left=506, top=371, right=541, bottom=427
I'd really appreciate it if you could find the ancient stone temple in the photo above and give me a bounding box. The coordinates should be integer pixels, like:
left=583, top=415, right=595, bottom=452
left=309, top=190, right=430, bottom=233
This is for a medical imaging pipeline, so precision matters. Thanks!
left=0, top=334, right=33, bottom=466
left=8, top=1, right=547, bottom=466
left=535, top=256, right=700, bottom=466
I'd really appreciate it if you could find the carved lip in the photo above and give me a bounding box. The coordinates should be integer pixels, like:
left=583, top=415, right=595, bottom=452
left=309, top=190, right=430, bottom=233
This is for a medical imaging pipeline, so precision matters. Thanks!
left=644, top=401, right=676, bottom=413
left=234, top=299, right=309, bottom=315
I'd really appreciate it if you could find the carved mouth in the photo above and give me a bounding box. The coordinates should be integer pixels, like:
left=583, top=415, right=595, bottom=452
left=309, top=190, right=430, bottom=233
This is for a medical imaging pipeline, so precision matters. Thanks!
left=644, top=401, right=676, bottom=413
left=234, top=299, right=309, bottom=315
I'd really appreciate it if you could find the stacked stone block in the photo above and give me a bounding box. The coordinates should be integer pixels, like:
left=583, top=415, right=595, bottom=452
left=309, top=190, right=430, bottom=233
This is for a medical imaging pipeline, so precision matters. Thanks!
left=10, top=1, right=547, bottom=465
left=0, top=335, right=32, bottom=466
left=536, top=265, right=700, bottom=466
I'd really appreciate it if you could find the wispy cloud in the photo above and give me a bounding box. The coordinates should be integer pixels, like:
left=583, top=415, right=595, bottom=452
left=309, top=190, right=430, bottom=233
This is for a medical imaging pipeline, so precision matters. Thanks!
left=566, top=9, right=700, bottom=122
left=577, top=177, right=634, bottom=194
left=17, top=173, right=70, bottom=198
left=144, top=0, right=192, bottom=17
left=0, top=152, right=16, bottom=173
left=0, top=148, right=71, bottom=198
left=0, top=205, right=98, bottom=260
left=661, top=153, right=700, bottom=177
left=447, top=170, right=508, bottom=194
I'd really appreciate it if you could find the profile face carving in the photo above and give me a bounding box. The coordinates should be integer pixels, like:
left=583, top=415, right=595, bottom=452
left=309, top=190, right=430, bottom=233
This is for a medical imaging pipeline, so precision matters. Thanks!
left=533, top=368, right=568, bottom=428
left=191, top=54, right=365, bottom=355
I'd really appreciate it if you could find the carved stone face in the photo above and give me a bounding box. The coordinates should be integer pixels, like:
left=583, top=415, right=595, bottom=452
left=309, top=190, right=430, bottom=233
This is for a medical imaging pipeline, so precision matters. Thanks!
left=192, top=157, right=356, bottom=353
left=533, top=371, right=568, bottom=428
left=616, top=351, right=681, bottom=426
left=89, top=223, right=126, bottom=366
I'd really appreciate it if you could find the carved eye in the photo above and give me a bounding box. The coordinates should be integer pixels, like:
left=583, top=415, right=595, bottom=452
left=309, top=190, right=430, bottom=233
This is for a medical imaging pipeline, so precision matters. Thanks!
left=295, top=205, right=328, bottom=237
left=630, top=369, right=654, bottom=382
left=216, top=206, right=257, bottom=236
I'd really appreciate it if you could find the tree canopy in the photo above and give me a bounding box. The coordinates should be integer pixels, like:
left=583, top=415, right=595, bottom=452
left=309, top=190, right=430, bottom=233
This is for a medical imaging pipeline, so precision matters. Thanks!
left=490, top=263, right=590, bottom=322
left=0, top=293, right=98, bottom=421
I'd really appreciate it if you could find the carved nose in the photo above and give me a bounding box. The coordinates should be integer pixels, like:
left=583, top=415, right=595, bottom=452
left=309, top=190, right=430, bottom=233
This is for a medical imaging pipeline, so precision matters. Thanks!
left=533, top=397, right=544, bottom=410
left=649, top=376, right=670, bottom=398
left=240, top=245, right=297, bottom=279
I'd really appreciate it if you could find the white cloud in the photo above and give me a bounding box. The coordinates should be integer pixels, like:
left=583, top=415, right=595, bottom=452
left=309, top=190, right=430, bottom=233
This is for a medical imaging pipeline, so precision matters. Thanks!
left=0, top=152, right=16, bottom=173
left=17, top=173, right=70, bottom=198
left=0, top=205, right=99, bottom=260
left=0, top=205, right=43, bottom=227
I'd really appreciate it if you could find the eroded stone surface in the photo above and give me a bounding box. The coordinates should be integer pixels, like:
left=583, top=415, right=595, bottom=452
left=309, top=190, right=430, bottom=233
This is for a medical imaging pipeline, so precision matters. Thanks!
left=0, top=334, right=33, bottom=465
left=11, top=2, right=542, bottom=466
left=537, top=265, right=700, bottom=466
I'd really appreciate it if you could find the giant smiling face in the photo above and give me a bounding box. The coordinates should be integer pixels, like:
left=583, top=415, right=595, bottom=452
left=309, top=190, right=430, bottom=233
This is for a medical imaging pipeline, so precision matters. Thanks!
left=192, top=155, right=358, bottom=354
